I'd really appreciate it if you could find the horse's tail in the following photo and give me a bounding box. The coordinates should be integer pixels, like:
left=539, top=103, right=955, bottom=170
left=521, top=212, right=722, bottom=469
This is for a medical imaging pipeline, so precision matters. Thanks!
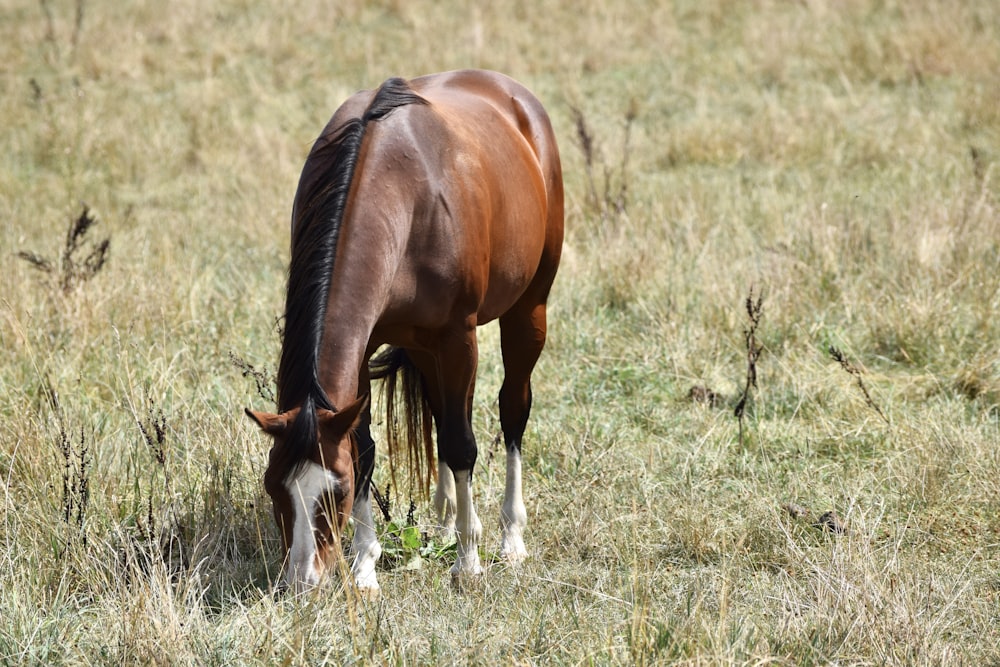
left=369, top=346, right=435, bottom=498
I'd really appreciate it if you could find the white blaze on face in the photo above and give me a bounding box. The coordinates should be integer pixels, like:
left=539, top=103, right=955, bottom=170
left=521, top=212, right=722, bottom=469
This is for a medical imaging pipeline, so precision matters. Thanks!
left=284, top=460, right=340, bottom=593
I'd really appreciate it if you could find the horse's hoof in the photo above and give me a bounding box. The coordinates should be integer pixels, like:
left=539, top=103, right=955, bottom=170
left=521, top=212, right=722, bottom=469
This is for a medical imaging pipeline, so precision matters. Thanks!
left=450, top=562, right=484, bottom=591
left=500, top=535, right=528, bottom=563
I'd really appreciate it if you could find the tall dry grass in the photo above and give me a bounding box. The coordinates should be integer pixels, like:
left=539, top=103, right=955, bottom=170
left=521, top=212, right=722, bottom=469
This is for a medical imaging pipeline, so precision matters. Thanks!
left=1, top=0, right=998, bottom=663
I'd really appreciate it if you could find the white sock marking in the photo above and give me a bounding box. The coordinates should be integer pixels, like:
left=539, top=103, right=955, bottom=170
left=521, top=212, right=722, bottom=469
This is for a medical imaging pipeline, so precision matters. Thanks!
left=434, top=460, right=457, bottom=540
left=283, top=460, right=339, bottom=593
left=350, top=493, right=382, bottom=591
left=500, top=448, right=528, bottom=561
left=450, top=468, right=483, bottom=579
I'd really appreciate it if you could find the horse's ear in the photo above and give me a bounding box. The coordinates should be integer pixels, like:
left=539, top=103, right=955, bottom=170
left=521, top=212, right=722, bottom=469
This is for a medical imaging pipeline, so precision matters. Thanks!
left=245, top=408, right=288, bottom=436
left=317, top=395, right=369, bottom=435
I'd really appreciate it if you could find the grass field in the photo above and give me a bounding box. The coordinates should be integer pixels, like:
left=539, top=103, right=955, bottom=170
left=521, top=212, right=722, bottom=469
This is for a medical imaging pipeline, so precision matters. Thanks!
left=2, top=0, right=999, bottom=663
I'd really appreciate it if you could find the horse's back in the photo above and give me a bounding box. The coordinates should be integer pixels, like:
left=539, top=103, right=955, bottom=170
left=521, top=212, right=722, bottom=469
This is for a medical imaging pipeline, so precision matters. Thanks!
left=410, top=70, right=561, bottom=183
left=304, top=70, right=563, bottom=338
left=410, top=71, right=563, bottom=321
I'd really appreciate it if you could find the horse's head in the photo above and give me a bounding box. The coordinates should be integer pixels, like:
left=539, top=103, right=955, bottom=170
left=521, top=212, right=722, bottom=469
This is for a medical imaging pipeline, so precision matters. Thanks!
left=245, top=396, right=366, bottom=593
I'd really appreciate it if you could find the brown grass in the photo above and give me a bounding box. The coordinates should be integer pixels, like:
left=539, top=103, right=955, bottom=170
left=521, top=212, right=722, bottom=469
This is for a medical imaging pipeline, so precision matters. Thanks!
left=1, top=0, right=998, bottom=663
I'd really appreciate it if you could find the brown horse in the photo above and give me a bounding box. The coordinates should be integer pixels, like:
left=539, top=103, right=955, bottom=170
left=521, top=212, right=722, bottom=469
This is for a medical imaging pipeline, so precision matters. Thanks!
left=246, top=70, right=563, bottom=593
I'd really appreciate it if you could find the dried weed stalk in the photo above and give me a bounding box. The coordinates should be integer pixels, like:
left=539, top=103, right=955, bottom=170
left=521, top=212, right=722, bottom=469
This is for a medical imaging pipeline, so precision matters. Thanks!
left=135, top=395, right=171, bottom=488
left=58, top=425, right=91, bottom=554
left=17, top=203, right=110, bottom=293
left=829, top=346, right=890, bottom=425
left=229, top=352, right=277, bottom=404
left=373, top=482, right=392, bottom=522
left=734, top=287, right=764, bottom=447
left=569, top=101, right=637, bottom=224
left=38, top=0, right=86, bottom=63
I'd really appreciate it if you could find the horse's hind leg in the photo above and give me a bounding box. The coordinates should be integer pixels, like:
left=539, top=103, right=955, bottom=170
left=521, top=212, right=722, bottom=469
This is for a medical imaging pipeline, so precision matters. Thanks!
left=498, top=300, right=549, bottom=561
left=433, top=458, right=457, bottom=540
left=415, top=328, right=484, bottom=581
left=403, top=349, right=457, bottom=540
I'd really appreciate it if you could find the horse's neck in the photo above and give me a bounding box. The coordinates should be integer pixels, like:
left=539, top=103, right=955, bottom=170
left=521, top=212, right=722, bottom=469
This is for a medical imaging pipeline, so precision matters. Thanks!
left=314, top=263, right=390, bottom=408
left=314, top=320, right=368, bottom=410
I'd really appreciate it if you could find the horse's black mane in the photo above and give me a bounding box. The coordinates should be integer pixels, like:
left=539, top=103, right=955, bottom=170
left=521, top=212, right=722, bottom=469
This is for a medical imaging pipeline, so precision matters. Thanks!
left=274, top=77, right=428, bottom=481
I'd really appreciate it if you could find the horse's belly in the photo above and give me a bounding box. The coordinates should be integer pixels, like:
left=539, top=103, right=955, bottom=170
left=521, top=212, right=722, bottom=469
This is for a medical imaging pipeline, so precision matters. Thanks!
left=478, top=252, right=544, bottom=322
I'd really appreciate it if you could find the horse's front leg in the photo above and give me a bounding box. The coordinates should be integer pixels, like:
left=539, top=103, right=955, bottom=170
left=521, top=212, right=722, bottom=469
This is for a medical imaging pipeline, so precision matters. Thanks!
left=350, top=375, right=382, bottom=593
left=349, top=489, right=382, bottom=592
